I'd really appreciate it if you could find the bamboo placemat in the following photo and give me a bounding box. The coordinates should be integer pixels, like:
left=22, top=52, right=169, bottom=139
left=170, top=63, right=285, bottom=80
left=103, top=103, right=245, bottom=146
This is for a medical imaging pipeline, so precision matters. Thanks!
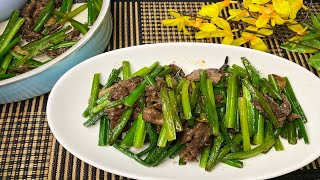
left=1, top=1, right=320, bottom=179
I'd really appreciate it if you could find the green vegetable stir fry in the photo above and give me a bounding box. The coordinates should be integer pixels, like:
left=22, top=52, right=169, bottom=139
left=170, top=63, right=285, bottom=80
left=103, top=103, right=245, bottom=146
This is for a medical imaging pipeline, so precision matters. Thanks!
left=83, top=57, right=309, bottom=171
left=0, top=0, right=102, bottom=80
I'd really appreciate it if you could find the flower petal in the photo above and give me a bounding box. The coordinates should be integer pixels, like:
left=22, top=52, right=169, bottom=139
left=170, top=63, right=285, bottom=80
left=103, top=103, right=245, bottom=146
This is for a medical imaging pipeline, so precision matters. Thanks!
left=250, top=37, right=268, bottom=52
left=209, top=29, right=226, bottom=37
left=273, top=0, right=291, bottom=17
left=228, top=9, right=245, bottom=21
left=211, top=17, right=231, bottom=30
left=246, top=26, right=259, bottom=32
left=273, top=14, right=286, bottom=25
left=183, top=26, right=190, bottom=35
left=256, top=16, right=270, bottom=28
left=216, top=0, right=233, bottom=11
left=287, top=24, right=306, bottom=35
left=162, top=19, right=179, bottom=26
left=198, top=4, right=219, bottom=18
left=251, top=0, right=271, bottom=4
left=242, top=18, right=257, bottom=25
left=195, top=31, right=211, bottom=39
left=190, top=18, right=203, bottom=28
left=232, top=37, right=248, bottom=46
left=248, top=4, right=262, bottom=12
left=243, top=0, right=252, bottom=8
left=288, top=35, right=301, bottom=41
left=182, top=16, right=191, bottom=26
left=257, top=28, right=273, bottom=36
left=199, top=23, right=217, bottom=32
left=222, top=35, right=234, bottom=45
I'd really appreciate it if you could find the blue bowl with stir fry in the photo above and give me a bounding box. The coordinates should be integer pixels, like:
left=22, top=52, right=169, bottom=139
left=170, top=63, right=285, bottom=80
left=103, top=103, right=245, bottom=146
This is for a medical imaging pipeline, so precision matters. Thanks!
left=0, top=0, right=112, bottom=104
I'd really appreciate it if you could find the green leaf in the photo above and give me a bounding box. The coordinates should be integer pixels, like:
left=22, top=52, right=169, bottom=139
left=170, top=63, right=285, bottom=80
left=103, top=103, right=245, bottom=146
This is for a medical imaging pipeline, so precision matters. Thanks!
left=281, top=42, right=317, bottom=53
left=300, top=32, right=320, bottom=41
left=311, top=13, right=320, bottom=30
left=317, top=13, right=320, bottom=21
left=300, top=22, right=317, bottom=33
left=301, top=39, right=320, bottom=49
left=308, top=52, right=320, bottom=71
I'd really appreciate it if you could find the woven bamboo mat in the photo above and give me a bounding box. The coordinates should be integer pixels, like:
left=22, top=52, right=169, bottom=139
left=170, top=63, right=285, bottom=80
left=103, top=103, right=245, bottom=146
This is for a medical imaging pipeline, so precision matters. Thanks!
left=1, top=1, right=320, bottom=179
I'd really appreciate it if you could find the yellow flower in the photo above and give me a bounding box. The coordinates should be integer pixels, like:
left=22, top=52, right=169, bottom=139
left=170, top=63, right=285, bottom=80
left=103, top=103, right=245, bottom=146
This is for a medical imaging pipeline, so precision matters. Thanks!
left=288, top=23, right=307, bottom=35
left=288, top=0, right=308, bottom=19
left=195, top=23, right=217, bottom=39
left=248, top=4, right=286, bottom=27
left=190, top=18, right=203, bottom=28
left=251, top=0, right=271, bottom=4
left=196, top=29, right=235, bottom=45
left=211, top=17, right=231, bottom=30
left=228, top=9, right=249, bottom=21
left=227, top=9, right=257, bottom=26
left=273, top=0, right=291, bottom=18
left=198, top=3, right=219, bottom=18
left=246, top=26, right=273, bottom=36
left=243, top=0, right=252, bottom=8
left=242, top=18, right=257, bottom=25
left=287, top=23, right=308, bottom=41
left=200, top=18, right=235, bottom=45
left=162, top=9, right=191, bottom=35
left=232, top=32, right=268, bottom=52
left=216, top=0, right=237, bottom=11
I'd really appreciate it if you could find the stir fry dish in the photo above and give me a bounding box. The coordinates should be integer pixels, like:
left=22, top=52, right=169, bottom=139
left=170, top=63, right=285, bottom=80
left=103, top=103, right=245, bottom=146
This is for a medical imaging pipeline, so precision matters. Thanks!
left=0, top=0, right=102, bottom=80
left=82, top=57, right=309, bottom=171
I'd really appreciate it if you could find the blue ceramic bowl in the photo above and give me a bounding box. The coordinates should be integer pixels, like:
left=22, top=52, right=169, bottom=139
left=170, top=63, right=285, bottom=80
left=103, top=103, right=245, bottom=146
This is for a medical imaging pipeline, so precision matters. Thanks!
left=0, top=0, right=112, bottom=104
left=0, top=0, right=28, bottom=22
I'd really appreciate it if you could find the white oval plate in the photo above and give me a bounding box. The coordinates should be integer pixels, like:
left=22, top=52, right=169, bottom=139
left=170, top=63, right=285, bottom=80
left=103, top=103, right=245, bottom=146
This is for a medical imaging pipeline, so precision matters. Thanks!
left=47, top=43, right=320, bottom=180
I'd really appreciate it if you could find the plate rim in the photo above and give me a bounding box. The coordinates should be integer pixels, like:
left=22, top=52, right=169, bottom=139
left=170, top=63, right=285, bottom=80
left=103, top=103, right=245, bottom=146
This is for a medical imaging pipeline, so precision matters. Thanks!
left=47, top=42, right=320, bottom=180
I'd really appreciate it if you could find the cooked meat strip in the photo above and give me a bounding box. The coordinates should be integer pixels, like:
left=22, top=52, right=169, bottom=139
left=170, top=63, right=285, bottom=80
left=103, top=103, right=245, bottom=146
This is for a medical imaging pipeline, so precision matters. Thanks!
left=49, top=24, right=62, bottom=34
left=186, top=68, right=224, bottom=84
left=108, top=76, right=144, bottom=101
left=251, top=98, right=264, bottom=112
left=45, top=47, right=69, bottom=58
left=7, top=66, right=32, bottom=74
left=142, top=107, right=163, bottom=125
left=155, top=77, right=166, bottom=87
left=169, top=64, right=185, bottom=77
left=20, top=0, right=47, bottom=42
left=65, top=29, right=81, bottom=41
left=33, top=2, right=45, bottom=20
left=142, top=85, right=163, bottom=125
left=252, top=94, right=291, bottom=126
left=105, top=105, right=127, bottom=129
left=21, top=0, right=37, bottom=25
left=179, top=123, right=212, bottom=162
left=273, top=74, right=286, bottom=90
left=179, top=127, right=195, bottom=144
left=264, top=94, right=291, bottom=118
left=288, top=113, right=301, bottom=121
left=21, top=27, right=44, bottom=42
left=145, top=86, right=161, bottom=108
left=279, top=94, right=291, bottom=116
